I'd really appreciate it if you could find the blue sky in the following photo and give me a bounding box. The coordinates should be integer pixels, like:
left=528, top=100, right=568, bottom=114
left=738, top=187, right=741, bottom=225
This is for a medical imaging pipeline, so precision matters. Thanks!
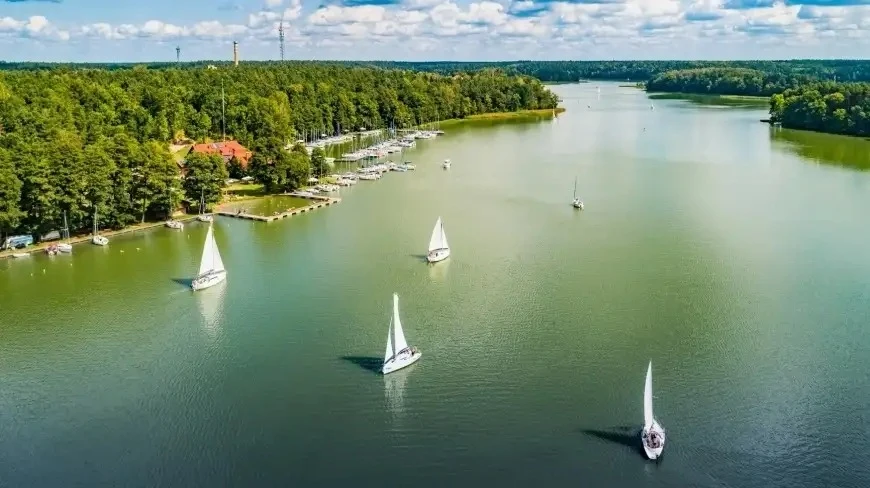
left=1, top=0, right=869, bottom=61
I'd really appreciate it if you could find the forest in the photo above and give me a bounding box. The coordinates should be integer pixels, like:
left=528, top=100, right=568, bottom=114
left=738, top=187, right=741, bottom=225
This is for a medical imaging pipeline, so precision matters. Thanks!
left=645, top=68, right=813, bottom=97
left=769, top=82, right=870, bottom=137
left=0, top=63, right=558, bottom=241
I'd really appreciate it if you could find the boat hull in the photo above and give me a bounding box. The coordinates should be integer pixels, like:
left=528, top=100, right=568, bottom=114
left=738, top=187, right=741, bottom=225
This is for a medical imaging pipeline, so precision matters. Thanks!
left=382, top=351, right=422, bottom=375
left=427, top=248, right=450, bottom=263
left=197, top=215, right=213, bottom=222
left=191, top=270, right=227, bottom=291
left=57, top=243, right=73, bottom=253
left=92, top=236, right=109, bottom=246
left=641, top=421, right=665, bottom=460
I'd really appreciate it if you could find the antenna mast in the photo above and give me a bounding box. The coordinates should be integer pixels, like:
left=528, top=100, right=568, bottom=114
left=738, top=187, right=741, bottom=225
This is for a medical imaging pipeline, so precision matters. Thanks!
left=279, top=15, right=286, bottom=61
left=175, top=46, right=180, bottom=65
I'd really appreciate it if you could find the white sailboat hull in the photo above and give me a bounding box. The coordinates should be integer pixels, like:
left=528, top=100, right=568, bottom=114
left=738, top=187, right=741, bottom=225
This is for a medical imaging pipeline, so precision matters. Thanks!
left=641, top=420, right=665, bottom=460
left=197, top=215, right=213, bottom=222
left=572, top=199, right=584, bottom=209
left=427, top=248, right=450, bottom=263
left=57, top=243, right=73, bottom=253
left=382, top=350, right=422, bottom=375
left=92, top=236, right=108, bottom=246
left=191, top=270, right=227, bottom=291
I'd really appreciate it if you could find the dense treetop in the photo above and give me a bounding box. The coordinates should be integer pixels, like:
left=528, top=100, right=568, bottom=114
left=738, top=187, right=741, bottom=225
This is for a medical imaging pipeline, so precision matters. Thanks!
left=769, top=82, right=870, bottom=137
left=0, top=63, right=557, bottom=241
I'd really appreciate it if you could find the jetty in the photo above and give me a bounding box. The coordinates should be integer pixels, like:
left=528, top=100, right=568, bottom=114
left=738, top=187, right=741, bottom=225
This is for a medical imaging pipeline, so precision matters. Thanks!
left=217, top=194, right=341, bottom=222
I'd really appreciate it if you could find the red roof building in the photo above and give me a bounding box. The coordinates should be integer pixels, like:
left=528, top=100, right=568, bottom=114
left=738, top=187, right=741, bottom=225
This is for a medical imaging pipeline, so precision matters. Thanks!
left=190, top=140, right=252, bottom=169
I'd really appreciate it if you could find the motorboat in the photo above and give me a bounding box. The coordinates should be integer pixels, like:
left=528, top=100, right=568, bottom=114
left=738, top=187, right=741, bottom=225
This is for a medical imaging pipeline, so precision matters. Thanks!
left=442, top=159, right=451, bottom=169
left=165, top=220, right=184, bottom=230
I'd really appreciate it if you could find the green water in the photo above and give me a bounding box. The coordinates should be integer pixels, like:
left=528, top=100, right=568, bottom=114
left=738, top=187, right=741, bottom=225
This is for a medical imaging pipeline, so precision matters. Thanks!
left=2, top=83, right=870, bottom=487
left=222, top=196, right=313, bottom=216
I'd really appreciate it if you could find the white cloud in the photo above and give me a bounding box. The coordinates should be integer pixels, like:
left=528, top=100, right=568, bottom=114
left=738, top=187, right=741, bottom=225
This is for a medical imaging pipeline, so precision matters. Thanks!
left=5, top=0, right=870, bottom=59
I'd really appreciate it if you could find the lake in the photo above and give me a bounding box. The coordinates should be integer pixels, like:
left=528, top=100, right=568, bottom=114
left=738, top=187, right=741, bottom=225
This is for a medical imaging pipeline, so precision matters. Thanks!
left=2, top=82, right=870, bottom=487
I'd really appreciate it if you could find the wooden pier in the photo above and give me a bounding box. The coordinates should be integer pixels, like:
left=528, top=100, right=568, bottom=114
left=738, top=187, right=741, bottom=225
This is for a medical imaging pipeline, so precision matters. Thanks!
left=216, top=195, right=341, bottom=222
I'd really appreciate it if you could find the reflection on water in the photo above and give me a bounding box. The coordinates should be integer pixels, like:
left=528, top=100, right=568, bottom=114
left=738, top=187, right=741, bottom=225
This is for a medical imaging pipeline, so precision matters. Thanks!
left=196, top=279, right=227, bottom=337
left=770, top=127, right=870, bottom=171
left=427, top=259, right=450, bottom=282
left=648, top=92, right=769, bottom=110
left=384, top=367, right=410, bottom=420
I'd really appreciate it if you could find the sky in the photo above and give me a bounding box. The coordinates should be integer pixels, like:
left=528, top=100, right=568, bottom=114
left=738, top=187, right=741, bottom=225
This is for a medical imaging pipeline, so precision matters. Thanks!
left=1, top=0, right=869, bottom=62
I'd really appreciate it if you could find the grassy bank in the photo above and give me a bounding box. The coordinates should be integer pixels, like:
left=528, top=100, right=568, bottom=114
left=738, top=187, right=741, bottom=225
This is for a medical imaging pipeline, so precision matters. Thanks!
left=439, top=108, right=565, bottom=127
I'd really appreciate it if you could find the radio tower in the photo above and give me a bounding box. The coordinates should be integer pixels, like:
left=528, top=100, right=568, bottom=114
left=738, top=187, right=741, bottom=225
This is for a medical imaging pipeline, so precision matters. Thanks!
left=175, top=46, right=180, bottom=65
left=278, top=16, right=285, bottom=61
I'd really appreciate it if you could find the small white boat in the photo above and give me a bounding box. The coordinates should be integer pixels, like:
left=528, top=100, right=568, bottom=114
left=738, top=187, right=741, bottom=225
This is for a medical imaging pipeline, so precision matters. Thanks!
left=58, top=211, right=73, bottom=253
left=11, top=252, right=29, bottom=258
left=91, top=209, right=109, bottom=246
left=192, top=222, right=227, bottom=292
left=572, top=177, right=584, bottom=210
left=442, top=159, right=451, bottom=169
left=641, top=361, right=666, bottom=460
left=426, top=216, right=450, bottom=263
left=382, top=293, right=422, bottom=375
left=165, top=220, right=184, bottom=230
left=197, top=189, right=213, bottom=222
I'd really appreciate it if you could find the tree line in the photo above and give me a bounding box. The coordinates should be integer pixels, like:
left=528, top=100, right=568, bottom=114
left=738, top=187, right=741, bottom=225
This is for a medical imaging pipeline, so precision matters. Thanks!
left=0, top=63, right=558, bottom=241
left=645, top=68, right=814, bottom=97
left=7, top=60, right=870, bottom=84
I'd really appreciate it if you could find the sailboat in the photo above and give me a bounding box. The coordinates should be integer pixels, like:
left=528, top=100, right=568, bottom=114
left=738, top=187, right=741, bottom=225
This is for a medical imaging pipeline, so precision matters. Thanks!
left=426, top=217, right=450, bottom=263
left=165, top=188, right=184, bottom=229
left=197, top=188, right=213, bottom=222
left=191, top=222, right=227, bottom=291
left=91, top=209, right=108, bottom=246
left=641, top=361, right=666, bottom=460
left=382, top=293, right=422, bottom=375
left=442, top=159, right=451, bottom=169
left=572, top=177, right=584, bottom=209
left=58, top=210, right=72, bottom=253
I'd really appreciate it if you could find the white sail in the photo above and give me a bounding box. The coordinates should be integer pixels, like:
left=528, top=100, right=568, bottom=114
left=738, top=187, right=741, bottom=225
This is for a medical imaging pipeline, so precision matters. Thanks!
left=384, top=316, right=394, bottom=362
left=440, top=220, right=449, bottom=251
left=198, top=224, right=225, bottom=276
left=428, top=217, right=443, bottom=252
left=211, top=227, right=225, bottom=273
left=644, top=361, right=654, bottom=429
left=392, top=293, right=409, bottom=353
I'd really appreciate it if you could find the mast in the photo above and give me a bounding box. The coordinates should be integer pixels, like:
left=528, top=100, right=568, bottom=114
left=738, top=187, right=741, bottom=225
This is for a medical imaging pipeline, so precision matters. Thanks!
left=221, top=79, right=226, bottom=142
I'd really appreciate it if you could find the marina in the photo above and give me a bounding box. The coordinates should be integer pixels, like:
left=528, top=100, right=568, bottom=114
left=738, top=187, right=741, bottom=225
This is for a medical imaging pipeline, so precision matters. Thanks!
left=3, top=83, right=870, bottom=487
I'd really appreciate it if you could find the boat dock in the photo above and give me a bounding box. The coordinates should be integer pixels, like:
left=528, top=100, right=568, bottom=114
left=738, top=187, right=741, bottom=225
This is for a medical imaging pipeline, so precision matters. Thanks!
left=217, top=195, right=341, bottom=222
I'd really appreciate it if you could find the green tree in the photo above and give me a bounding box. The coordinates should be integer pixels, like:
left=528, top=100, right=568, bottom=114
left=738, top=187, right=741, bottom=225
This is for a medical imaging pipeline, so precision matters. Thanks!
left=310, top=147, right=327, bottom=178
left=0, top=147, right=24, bottom=240
left=227, top=155, right=246, bottom=179
left=183, top=151, right=228, bottom=210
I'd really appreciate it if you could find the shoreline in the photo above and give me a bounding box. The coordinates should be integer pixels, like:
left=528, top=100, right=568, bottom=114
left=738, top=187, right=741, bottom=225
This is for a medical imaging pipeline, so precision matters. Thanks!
left=1, top=215, right=203, bottom=260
